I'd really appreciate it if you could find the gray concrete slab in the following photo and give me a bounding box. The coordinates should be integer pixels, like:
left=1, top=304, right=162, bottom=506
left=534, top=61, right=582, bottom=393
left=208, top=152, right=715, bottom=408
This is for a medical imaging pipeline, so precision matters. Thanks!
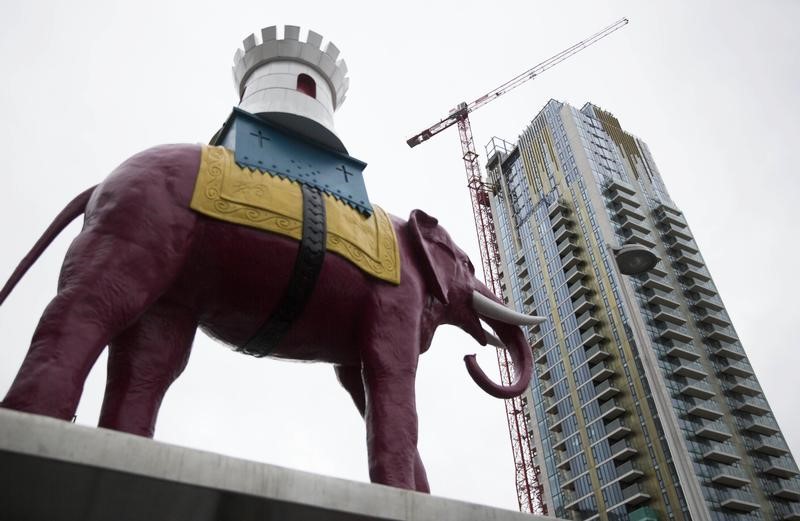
left=0, top=409, right=564, bottom=520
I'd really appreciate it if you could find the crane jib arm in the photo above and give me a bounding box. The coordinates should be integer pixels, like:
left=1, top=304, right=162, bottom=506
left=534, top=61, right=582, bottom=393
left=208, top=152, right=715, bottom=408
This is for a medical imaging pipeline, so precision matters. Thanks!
left=405, top=17, right=628, bottom=148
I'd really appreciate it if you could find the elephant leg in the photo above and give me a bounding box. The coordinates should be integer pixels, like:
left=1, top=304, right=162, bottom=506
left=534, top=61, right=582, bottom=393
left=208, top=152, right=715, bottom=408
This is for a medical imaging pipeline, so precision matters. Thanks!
left=335, top=364, right=430, bottom=493
left=2, top=226, right=193, bottom=420
left=98, top=299, right=197, bottom=437
left=357, top=339, right=424, bottom=491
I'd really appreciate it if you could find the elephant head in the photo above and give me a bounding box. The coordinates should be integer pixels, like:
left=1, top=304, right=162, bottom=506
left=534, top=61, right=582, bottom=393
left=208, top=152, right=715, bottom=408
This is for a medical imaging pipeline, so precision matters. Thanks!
left=406, top=209, right=541, bottom=399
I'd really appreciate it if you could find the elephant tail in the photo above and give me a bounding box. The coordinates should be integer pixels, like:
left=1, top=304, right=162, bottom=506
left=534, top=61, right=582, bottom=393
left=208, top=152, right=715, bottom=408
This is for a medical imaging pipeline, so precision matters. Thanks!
left=0, top=186, right=97, bottom=307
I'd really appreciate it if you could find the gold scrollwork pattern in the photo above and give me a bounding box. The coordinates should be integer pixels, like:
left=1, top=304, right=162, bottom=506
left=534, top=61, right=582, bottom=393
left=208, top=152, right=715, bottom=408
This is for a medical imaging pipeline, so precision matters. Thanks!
left=190, top=145, right=400, bottom=285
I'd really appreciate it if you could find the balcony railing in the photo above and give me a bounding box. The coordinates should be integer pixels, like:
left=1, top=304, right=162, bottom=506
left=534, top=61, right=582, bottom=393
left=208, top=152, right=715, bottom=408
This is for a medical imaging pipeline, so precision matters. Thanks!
left=664, top=234, right=698, bottom=254
left=572, top=294, right=595, bottom=315
left=585, top=343, right=610, bottom=365
left=542, top=378, right=559, bottom=397
left=660, top=219, right=692, bottom=241
left=686, top=398, right=723, bottom=419
left=723, top=375, right=762, bottom=396
left=618, top=214, right=650, bottom=234
left=740, top=414, right=780, bottom=435
left=560, top=469, right=582, bottom=491
left=695, top=307, right=730, bottom=327
left=756, top=455, right=800, bottom=478
left=605, top=417, right=632, bottom=441
left=562, top=252, right=584, bottom=271
left=710, top=465, right=751, bottom=487
left=679, top=379, right=716, bottom=399
left=562, top=488, right=590, bottom=511
left=590, top=361, right=615, bottom=383
left=616, top=459, right=645, bottom=484
left=674, top=249, right=704, bottom=268
left=537, top=363, right=552, bottom=381
left=564, top=264, right=586, bottom=285
left=700, top=323, right=738, bottom=344
left=569, top=279, right=592, bottom=300
left=622, top=229, right=657, bottom=249
left=534, top=345, right=551, bottom=365
left=701, top=440, right=741, bottom=464
left=654, top=206, right=687, bottom=227
left=550, top=429, right=569, bottom=451
left=718, top=487, right=759, bottom=513
left=638, top=272, right=673, bottom=292
left=549, top=203, right=571, bottom=228
left=675, top=262, right=710, bottom=281
left=719, top=360, right=753, bottom=378
left=553, top=223, right=577, bottom=244
left=689, top=291, right=724, bottom=311
left=651, top=304, right=686, bottom=325
left=576, top=310, right=599, bottom=331
left=523, top=291, right=535, bottom=307
left=558, top=237, right=580, bottom=257
left=665, top=342, right=700, bottom=360
left=595, top=379, right=620, bottom=402
left=655, top=203, right=683, bottom=217
left=608, top=188, right=639, bottom=207
left=610, top=438, right=638, bottom=461
left=600, top=398, right=626, bottom=420
left=762, top=476, right=800, bottom=501
left=729, top=395, right=770, bottom=415
left=649, top=262, right=669, bottom=278
left=671, top=359, right=708, bottom=379
left=748, top=433, right=790, bottom=456
left=711, top=341, right=746, bottom=361
left=773, top=501, right=800, bottom=521
left=694, top=418, right=732, bottom=441
left=614, top=200, right=646, bottom=221
left=549, top=412, right=569, bottom=433
left=581, top=326, right=606, bottom=347
left=620, top=482, right=651, bottom=507
left=606, top=179, right=636, bottom=196
left=656, top=321, right=694, bottom=343
left=684, top=277, right=717, bottom=296
left=543, top=395, right=560, bottom=416
left=642, top=287, right=680, bottom=308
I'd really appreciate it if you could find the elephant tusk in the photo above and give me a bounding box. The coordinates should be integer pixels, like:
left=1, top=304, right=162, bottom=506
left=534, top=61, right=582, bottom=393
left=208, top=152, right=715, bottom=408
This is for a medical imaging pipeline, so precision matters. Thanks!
left=484, top=329, right=503, bottom=347
left=472, top=291, right=546, bottom=326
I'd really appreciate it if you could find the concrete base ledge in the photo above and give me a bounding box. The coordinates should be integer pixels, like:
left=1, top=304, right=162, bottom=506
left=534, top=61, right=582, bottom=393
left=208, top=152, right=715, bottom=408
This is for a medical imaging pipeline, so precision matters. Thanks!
left=0, top=409, right=561, bottom=520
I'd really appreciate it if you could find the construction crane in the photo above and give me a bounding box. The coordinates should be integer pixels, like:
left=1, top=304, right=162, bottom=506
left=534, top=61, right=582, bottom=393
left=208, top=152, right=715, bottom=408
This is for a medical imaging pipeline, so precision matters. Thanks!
left=406, top=18, right=629, bottom=515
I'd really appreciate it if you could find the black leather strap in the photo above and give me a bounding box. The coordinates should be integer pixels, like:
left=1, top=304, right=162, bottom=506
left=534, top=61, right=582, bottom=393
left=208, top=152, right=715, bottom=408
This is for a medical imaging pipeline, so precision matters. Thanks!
left=241, top=184, right=326, bottom=357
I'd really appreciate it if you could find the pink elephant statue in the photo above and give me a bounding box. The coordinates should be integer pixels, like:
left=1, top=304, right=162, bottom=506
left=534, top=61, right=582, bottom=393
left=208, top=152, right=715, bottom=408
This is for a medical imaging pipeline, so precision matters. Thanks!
left=0, top=143, right=539, bottom=493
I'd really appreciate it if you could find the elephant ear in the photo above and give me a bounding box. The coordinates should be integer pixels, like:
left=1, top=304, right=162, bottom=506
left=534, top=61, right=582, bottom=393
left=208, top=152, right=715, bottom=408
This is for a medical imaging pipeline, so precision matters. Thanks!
left=408, top=209, right=452, bottom=305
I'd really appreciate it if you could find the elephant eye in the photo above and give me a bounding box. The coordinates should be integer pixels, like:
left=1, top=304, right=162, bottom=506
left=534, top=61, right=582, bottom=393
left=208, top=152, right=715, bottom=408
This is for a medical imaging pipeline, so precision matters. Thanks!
left=464, top=259, right=475, bottom=274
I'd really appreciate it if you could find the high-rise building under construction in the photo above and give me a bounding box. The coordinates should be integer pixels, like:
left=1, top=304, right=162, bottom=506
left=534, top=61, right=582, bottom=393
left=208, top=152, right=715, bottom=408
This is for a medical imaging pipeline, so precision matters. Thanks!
left=485, top=100, right=799, bottom=521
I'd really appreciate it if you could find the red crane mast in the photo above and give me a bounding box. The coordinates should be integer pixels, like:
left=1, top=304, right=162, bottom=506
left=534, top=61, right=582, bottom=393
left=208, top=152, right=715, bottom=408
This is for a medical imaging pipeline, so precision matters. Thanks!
left=406, top=18, right=628, bottom=514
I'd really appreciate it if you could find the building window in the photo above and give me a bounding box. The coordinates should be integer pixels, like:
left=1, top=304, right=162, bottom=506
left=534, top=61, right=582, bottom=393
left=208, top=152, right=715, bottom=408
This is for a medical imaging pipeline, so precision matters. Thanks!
left=297, top=73, right=316, bottom=98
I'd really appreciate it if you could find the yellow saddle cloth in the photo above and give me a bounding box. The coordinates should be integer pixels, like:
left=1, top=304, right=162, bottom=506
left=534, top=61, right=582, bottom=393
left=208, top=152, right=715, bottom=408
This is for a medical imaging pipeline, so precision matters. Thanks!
left=190, top=146, right=400, bottom=285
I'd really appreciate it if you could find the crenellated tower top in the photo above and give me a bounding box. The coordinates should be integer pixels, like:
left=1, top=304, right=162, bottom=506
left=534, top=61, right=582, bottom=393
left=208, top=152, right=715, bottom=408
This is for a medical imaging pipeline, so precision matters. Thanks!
left=231, top=25, right=350, bottom=152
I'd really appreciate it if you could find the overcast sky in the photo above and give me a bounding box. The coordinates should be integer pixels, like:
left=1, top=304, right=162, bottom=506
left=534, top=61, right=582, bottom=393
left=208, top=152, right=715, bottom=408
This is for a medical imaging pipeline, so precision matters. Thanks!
left=1, top=0, right=798, bottom=512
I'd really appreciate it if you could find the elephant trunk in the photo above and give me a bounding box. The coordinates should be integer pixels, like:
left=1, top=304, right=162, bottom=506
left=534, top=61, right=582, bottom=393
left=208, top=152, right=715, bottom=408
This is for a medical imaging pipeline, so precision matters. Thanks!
left=463, top=316, right=533, bottom=399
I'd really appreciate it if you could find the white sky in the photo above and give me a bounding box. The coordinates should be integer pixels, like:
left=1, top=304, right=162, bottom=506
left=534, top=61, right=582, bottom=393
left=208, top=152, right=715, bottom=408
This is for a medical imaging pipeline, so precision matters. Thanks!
left=1, top=0, right=798, bottom=512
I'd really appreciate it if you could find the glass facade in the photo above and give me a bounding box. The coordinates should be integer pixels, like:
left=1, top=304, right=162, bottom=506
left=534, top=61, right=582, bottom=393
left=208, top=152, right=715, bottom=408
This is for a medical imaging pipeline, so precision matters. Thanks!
left=486, top=100, right=800, bottom=521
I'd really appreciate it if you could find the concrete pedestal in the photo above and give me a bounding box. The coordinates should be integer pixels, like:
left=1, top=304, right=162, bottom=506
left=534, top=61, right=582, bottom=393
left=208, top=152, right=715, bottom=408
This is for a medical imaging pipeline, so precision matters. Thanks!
left=0, top=409, right=562, bottom=520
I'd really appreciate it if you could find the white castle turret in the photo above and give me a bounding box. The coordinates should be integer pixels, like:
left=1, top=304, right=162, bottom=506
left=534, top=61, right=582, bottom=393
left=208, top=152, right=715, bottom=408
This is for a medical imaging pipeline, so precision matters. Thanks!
left=232, top=25, right=349, bottom=152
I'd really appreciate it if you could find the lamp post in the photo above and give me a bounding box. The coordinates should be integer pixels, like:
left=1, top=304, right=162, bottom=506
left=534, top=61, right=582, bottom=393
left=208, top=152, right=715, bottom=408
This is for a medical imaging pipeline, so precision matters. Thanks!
left=611, top=243, right=659, bottom=275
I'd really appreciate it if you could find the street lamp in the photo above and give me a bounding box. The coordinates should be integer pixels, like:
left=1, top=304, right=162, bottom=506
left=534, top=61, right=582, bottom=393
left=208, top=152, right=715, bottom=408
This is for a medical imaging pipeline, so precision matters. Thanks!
left=611, top=243, right=659, bottom=275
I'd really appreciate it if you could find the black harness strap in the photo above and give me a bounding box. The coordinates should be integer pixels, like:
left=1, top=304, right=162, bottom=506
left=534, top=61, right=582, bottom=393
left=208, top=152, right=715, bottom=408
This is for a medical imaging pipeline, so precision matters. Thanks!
left=240, top=184, right=326, bottom=357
